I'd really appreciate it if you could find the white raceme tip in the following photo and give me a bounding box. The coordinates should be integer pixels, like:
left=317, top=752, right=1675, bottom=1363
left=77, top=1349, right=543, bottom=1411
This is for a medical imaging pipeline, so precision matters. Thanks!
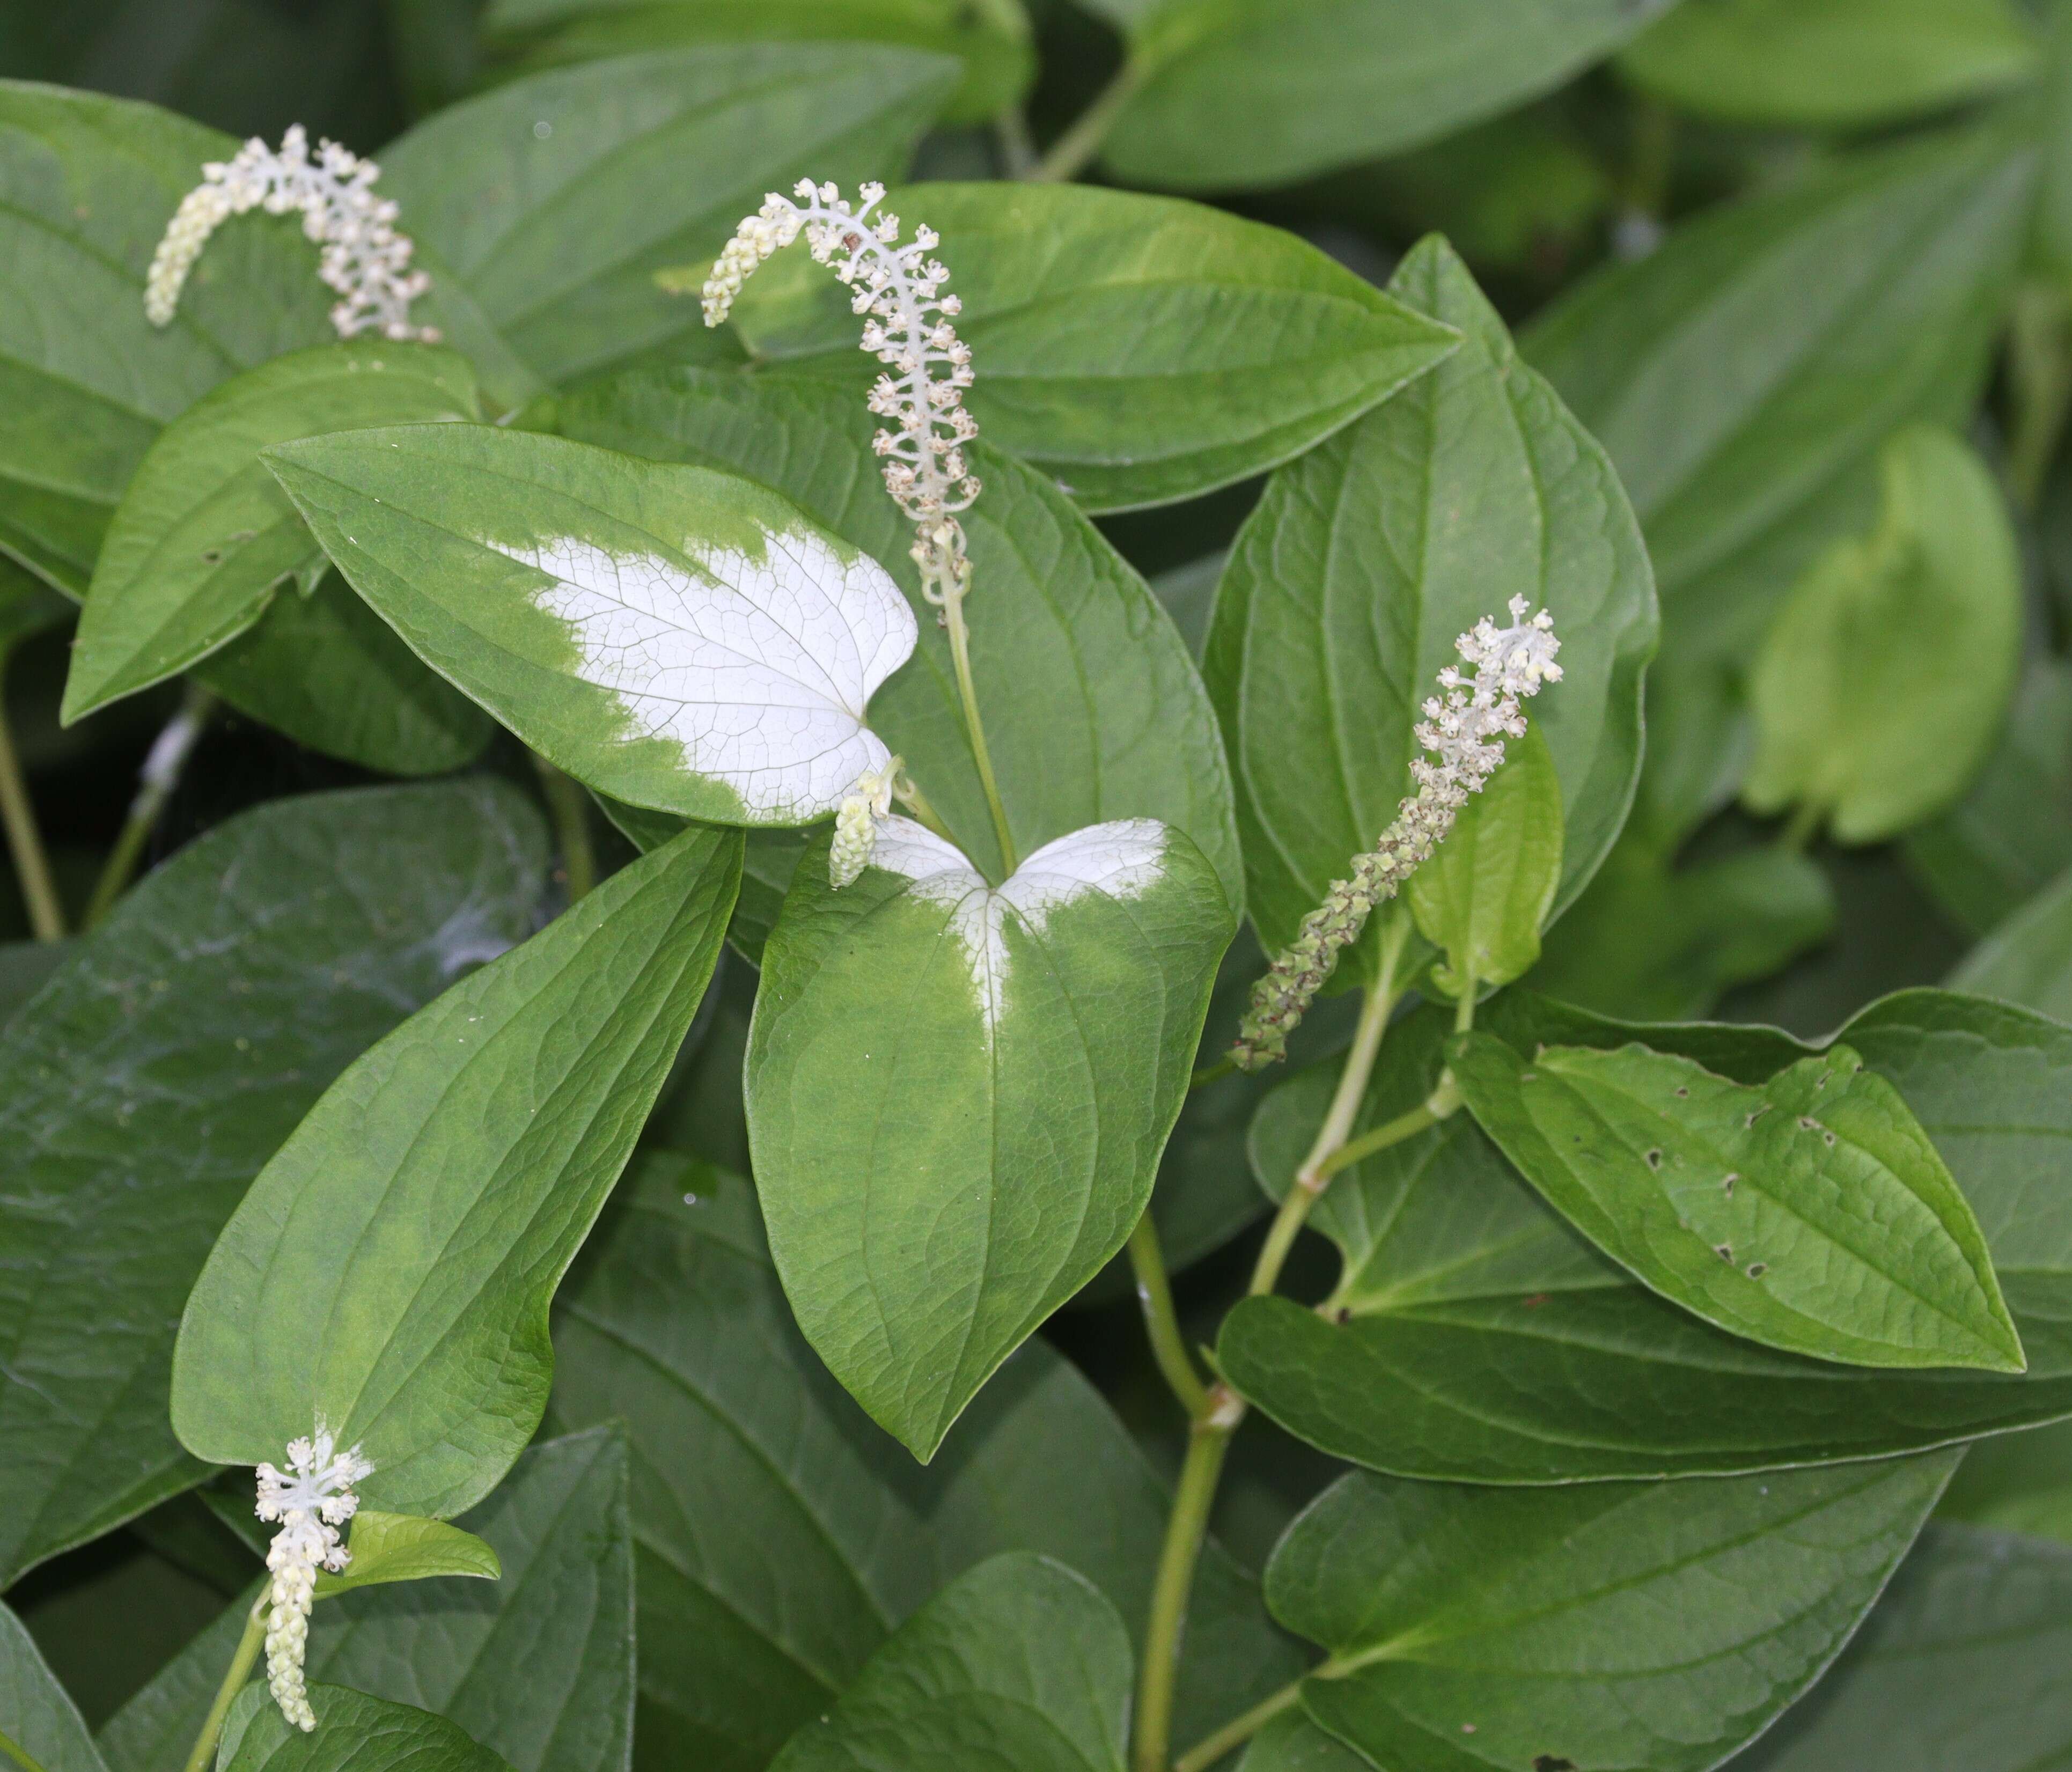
left=145, top=125, right=436, bottom=342
left=254, top=1423, right=372, bottom=1731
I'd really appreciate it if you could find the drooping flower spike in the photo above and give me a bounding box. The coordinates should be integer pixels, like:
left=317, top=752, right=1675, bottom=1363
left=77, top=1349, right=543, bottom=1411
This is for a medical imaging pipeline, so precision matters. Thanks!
left=253, top=1423, right=373, bottom=1730
left=145, top=125, right=437, bottom=343
left=1230, top=597, right=1563, bottom=1070
left=699, top=180, right=984, bottom=886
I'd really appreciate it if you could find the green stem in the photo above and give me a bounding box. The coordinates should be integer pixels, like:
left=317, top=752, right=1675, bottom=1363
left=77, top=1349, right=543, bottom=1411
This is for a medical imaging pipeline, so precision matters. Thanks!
left=1454, top=977, right=1477, bottom=1034
left=2010, top=279, right=2072, bottom=513
left=1127, top=1212, right=1209, bottom=1418
left=182, top=1596, right=267, bottom=1772
left=1314, top=1072, right=1461, bottom=1183
left=82, top=684, right=216, bottom=932
left=893, top=769, right=956, bottom=844
left=1248, top=916, right=1409, bottom=1298
left=941, top=585, right=1018, bottom=876
left=1779, top=800, right=1822, bottom=854
left=0, top=673, right=62, bottom=941
left=994, top=104, right=1038, bottom=179
left=1189, top=1055, right=1235, bottom=1091
left=531, top=753, right=597, bottom=903
left=0, top=1732, right=50, bottom=1772
left=1172, top=1680, right=1304, bottom=1772
left=1133, top=1391, right=1241, bottom=1772
left=1032, top=58, right=1147, bottom=182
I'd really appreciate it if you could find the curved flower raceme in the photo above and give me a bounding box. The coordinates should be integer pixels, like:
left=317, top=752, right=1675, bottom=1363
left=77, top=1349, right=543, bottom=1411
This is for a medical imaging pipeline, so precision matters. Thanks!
left=700, top=180, right=987, bottom=887
left=145, top=125, right=436, bottom=342
left=253, top=1424, right=373, bottom=1730
left=1231, top=597, right=1563, bottom=1070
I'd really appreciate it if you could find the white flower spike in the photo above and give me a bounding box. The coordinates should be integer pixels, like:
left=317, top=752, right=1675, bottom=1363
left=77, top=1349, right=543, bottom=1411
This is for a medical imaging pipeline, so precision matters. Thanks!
left=145, top=124, right=437, bottom=342
left=253, top=1422, right=372, bottom=1731
left=700, top=181, right=980, bottom=585
left=829, top=756, right=901, bottom=889
left=1232, top=597, right=1562, bottom=1068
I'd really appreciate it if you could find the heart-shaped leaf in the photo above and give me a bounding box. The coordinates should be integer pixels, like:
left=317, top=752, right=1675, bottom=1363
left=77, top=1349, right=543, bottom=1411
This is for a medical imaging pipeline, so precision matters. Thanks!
left=550, top=368, right=1243, bottom=902
left=548, top=1156, right=1301, bottom=1766
left=1405, top=721, right=1564, bottom=998
left=1731, top=1525, right=2072, bottom=1772
left=1222, top=990, right=2072, bottom=1481
left=1265, top=1454, right=1956, bottom=1772
left=269, top=424, right=917, bottom=826
left=100, top=1430, right=634, bottom=1772
left=1743, top=425, right=2023, bottom=843
left=378, top=45, right=956, bottom=389
left=64, top=342, right=481, bottom=723
left=0, top=782, right=546, bottom=1590
left=1099, top=0, right=1682, bottom=191
left=731, top=181, right=1459, bottom=512
left=1618, top=0, right=2039, bottom=130
left=768, top=1555, right=1129, bottom=1772
left=747, top=819, right=1232, bottom=1456
left=171, top=823, right=740, bottom=1518
left=223, top=1688, right=514, bottom=1772
left=1451, top=1033, right=2024, bottom=1370
left=1205, top=236, right=1654, bottom=976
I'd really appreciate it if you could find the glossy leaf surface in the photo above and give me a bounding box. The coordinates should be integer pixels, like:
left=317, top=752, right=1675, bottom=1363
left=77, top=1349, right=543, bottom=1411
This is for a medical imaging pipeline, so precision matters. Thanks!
left=222, top=1688, right=513, bottom=1772
left=734, top=181, right=1459, bottom=512
left=172, top=823, right=740, bottom=1518
left=0, top=782, right=546, bottom=1589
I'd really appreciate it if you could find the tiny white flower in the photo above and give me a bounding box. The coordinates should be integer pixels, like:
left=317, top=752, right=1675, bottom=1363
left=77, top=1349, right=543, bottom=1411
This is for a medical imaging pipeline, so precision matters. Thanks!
left=829, top=756, right=901, bottom=889
left=253, top=1422, right=372, bottom=1732
left=145, top=125, right=437, bottom=342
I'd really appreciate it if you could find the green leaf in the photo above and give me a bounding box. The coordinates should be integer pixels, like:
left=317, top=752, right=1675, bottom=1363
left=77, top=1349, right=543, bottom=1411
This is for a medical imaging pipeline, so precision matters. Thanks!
left=1205, top=236, right=1655, bottom=977
left=64, top=343, right=481, bottom=723
left=1266, top=1454, right=1956, bottom=1772
left=268, top=423, right=919, bottom=828
left=223, top=1688, right=514, bottom=1772
left=550, top=368, right=1243, bottom=901
left=0, top=782, right=546, bottom=1590
left=0, top=82, right=336, bottom=593
left=100, top=1430, right=635, bottom=1772
left=311, top=1514, right=501, bottom=1598
left=732, top=182, right=1459, bottom=512
left=1905, top=657, right=2072, bottom=936
left=199, top=568, right=499, bottom=776
left=480, top=0, right=1032, bottom=128
left=1450, top=1033, right=2024, bottom=1370
left=377, top=46, right=956, bottom=389
left=1101, top=0, right=1683, bottom=192
left=1526, top=828, right=1834, bottom=1021
left=1236, top=1712, right=1370, bottom=1772
left=1526, top=120, right=2033, bottom=671
left=1618, top=0, right=2039, bottom=129
left=1935, top=1417, right=2072, bottom=1542
left=1, top=1602, right=107, bottom=1772
left=1222, top=989, right=2072, bottom=1481
left=548, top=1156, right=1304, bottom=1769
left=1744, top=425, right=2023, bottom=843
left=1950, top=863, right=2072, bottom=1018
left=0, top=556, right=73, bottom=661
left=171, top=823, right=740, bottom=1518
left=1732, top=1524, right=2072, bottom=1771
left=768, top=1554, right=1128, bottom=1772
left=746, top=820, right=1232, bottom=1456
left=1406, top=722, right=1563, bottom=998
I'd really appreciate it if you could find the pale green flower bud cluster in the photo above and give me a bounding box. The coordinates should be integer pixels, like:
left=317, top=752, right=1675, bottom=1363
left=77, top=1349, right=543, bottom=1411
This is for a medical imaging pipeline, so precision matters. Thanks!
left=253, top=1423, right=371, bottom=1731
left=1231, top=598, right=1562, bottom=1069
left=145, top=125, right=436, bottom=342
left=830, top=756, right=900, bottom=888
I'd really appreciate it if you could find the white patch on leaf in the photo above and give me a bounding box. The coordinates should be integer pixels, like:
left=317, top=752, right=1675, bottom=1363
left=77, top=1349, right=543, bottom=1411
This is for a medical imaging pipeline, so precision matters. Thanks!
left=872, top=817, right=1169, bottom=1030
left=487, top=526, right=915, bottom=819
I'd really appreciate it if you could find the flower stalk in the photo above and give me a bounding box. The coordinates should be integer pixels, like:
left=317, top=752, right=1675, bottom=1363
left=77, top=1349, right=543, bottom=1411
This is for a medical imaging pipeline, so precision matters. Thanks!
left=253, top=1424, right=372, bottom=1731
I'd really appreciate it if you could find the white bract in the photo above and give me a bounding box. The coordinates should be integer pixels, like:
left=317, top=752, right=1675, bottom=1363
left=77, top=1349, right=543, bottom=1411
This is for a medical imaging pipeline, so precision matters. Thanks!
left=253, top=1423, right=372, bottom=1731
left=144, top=124, right=436, bottom=341
left=486, top=527, right=916, bottom=822
left=869, top=818, right=1169, bottom=1032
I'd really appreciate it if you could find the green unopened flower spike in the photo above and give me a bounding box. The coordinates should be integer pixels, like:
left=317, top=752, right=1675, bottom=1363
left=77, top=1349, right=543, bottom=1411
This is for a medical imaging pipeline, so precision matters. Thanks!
left=144, top=124, right=436, bottom=341
left=253, top=1423, right=372, bottom=1731
left=1231, top=597, right=1563, bottom=1070
left=829, top=755, right=900, bottom=888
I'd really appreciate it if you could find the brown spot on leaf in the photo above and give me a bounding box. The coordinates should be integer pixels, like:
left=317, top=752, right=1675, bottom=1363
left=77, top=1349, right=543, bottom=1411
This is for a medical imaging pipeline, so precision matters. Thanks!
left=1722, top=1172, right=1738, bottom=1196
left=1644, top=1148, right=1663, bottom=1171
left=1534, top=1758, right=1577, bottom=1772
left=1714, top=1244, right=1733, bottom=1262
left=1747, top=1262, right=1767, bottom=1278
left=1674, top=1086, right=1689, bottom=1098
left=1520, top=1293, right=1551, bottom=1308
